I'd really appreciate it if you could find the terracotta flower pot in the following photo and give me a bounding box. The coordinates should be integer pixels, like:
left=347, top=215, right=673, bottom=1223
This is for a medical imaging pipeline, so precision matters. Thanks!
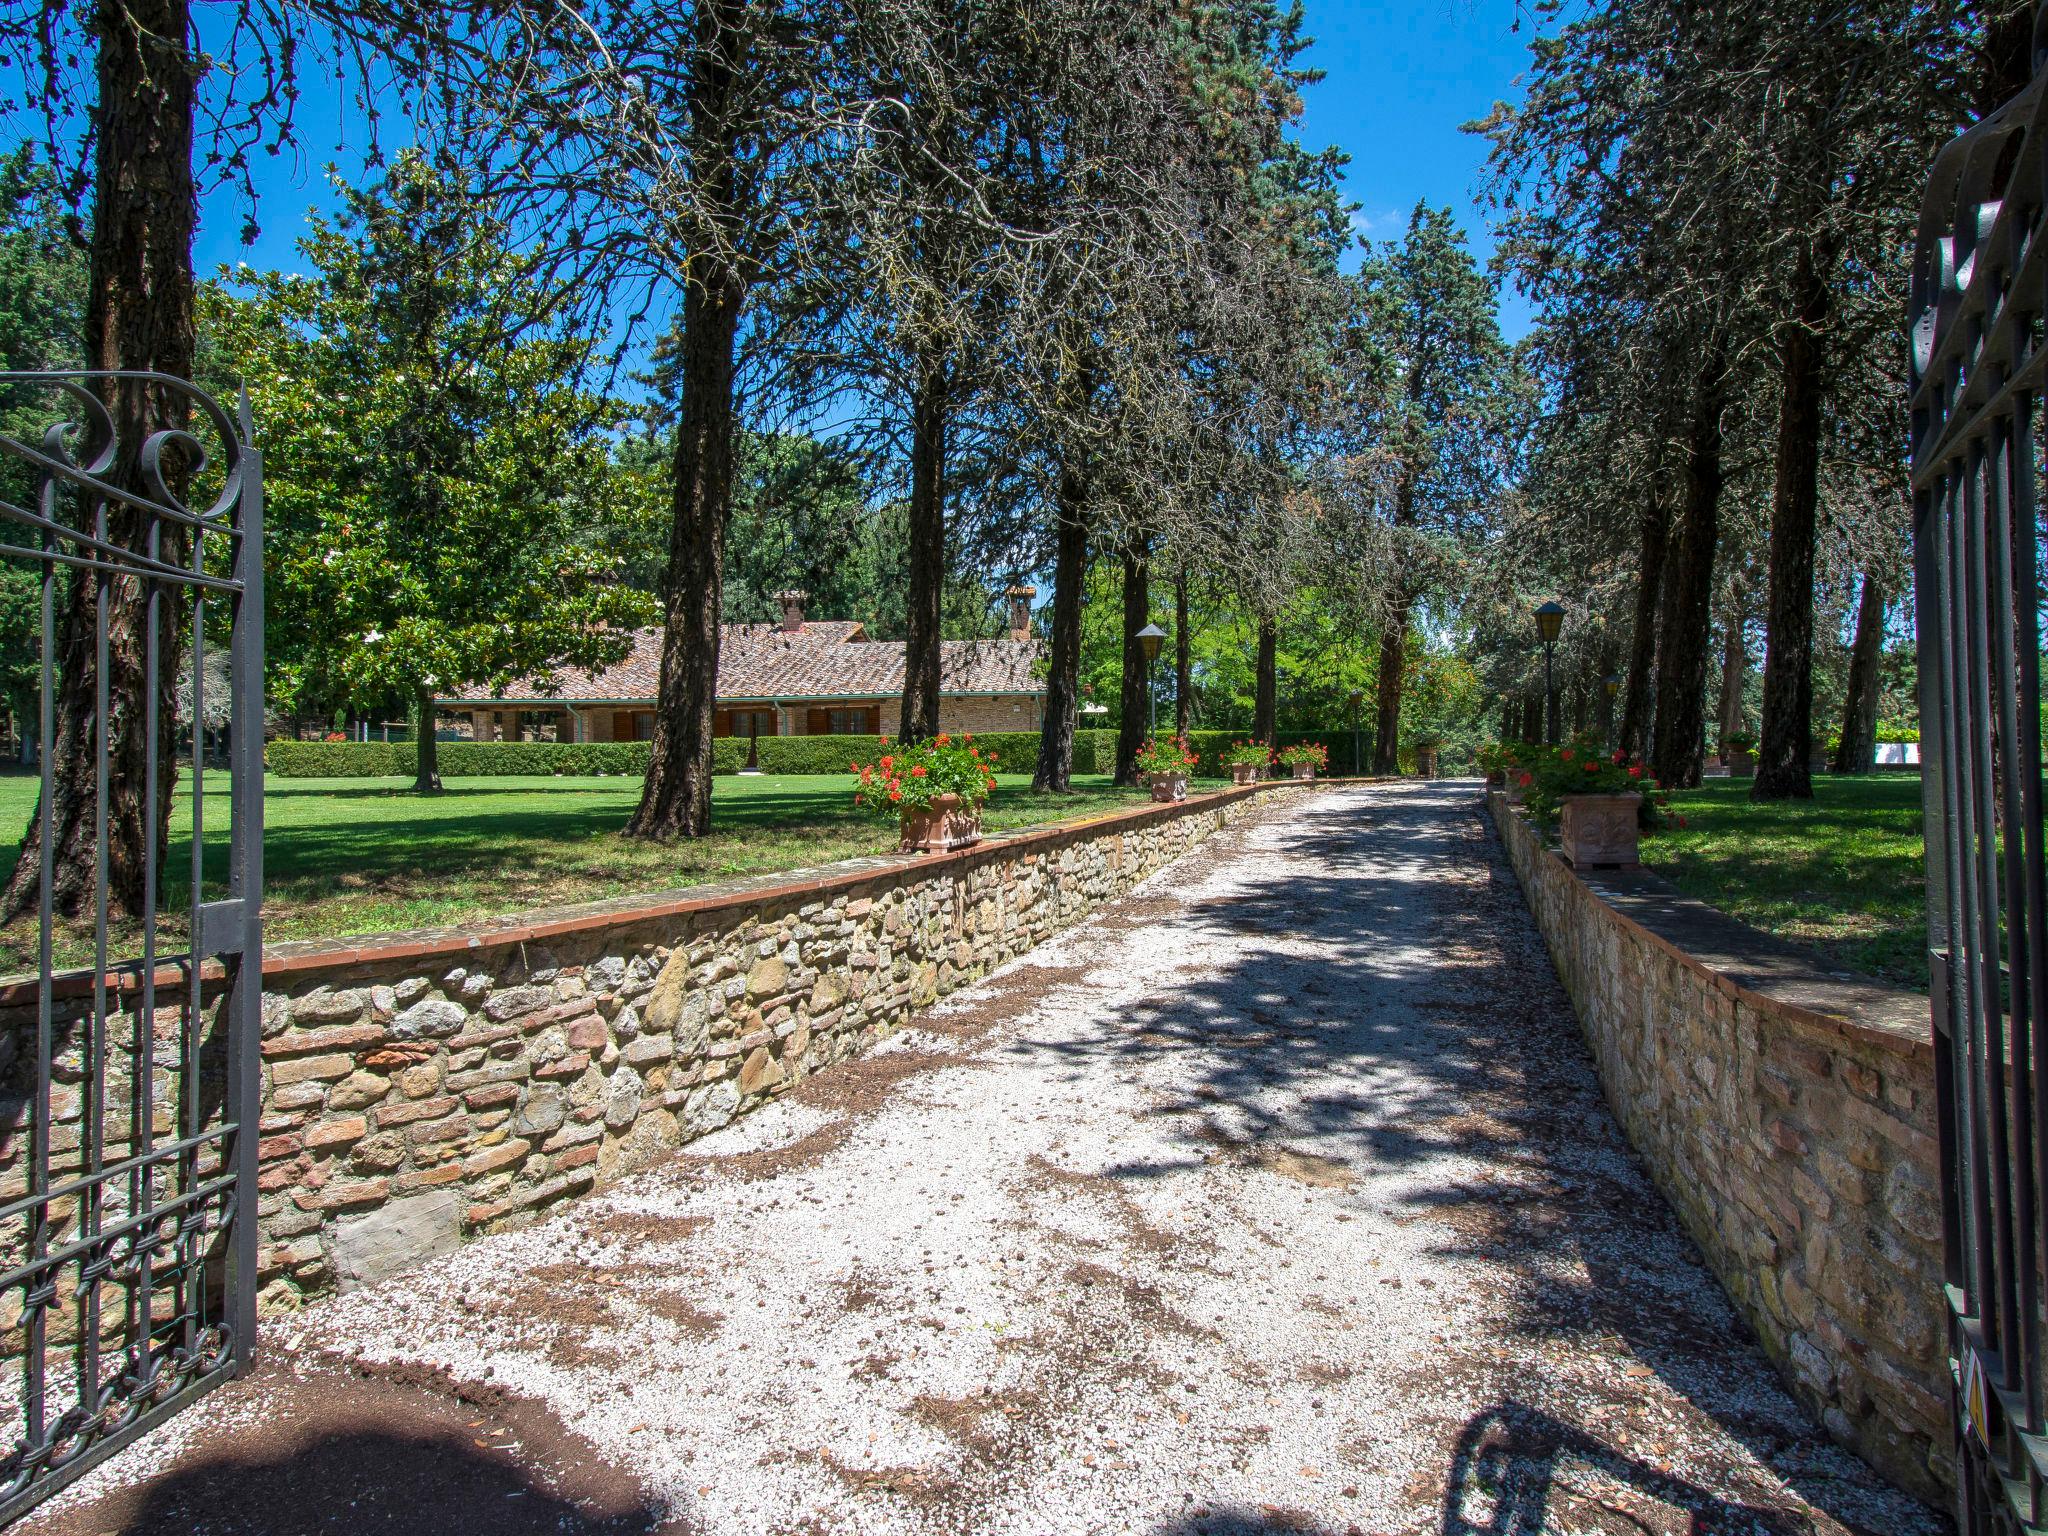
left=1726, top=749, right=1755, bottom=777
left=1229, top=762, right=1260, bottom=786
left=899, top=793, right=981, bottom=853
left=1558, top=792, right=1643, bottom=869
left=1418, top=748, right=1440, bottom=778
left=1291, top=762, right=1315, bottom=780
left=1149, top=772, right=1189, bottom=803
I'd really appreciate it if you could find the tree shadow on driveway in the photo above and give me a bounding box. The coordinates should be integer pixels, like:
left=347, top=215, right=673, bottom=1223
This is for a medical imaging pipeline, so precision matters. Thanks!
left=1002, top=784, right=1938, bottom=1534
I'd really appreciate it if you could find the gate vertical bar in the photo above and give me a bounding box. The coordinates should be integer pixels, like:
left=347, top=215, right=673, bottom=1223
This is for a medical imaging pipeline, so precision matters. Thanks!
left=225, top=427, right=263, bottom=1369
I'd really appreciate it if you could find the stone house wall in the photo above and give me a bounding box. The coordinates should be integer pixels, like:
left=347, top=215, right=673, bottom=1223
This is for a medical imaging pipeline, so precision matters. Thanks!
left=1487, top=793, right=1947, bottom=1502
left=0, top=784, right=1299, bottom=1324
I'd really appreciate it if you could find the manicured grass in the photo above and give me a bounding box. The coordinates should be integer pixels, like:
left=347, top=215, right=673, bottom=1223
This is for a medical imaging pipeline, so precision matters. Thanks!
left=0, top=769, right=1199, bottom=964
left=1640, top=774, right=1929, bottom=990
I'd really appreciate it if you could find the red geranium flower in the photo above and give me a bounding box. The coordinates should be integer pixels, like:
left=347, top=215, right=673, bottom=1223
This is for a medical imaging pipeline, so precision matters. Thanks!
left=1627, top=764, right=1642, bottom=778
left=1560, top=748, right=1574, bottom=762
left=911, top=765, right=927, bottom=777
left=1583, top=760, right=1599, bottom=773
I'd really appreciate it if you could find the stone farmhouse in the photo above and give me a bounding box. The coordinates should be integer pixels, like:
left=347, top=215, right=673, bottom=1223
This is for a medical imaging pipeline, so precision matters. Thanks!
left=438, top=588, right=1045, bottom=743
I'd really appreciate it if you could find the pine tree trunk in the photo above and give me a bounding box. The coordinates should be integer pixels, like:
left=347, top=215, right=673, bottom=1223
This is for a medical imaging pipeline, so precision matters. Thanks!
left=413, top=685, right=442, bottom=793
left=1033, top=467, right=1088, bottom=793
left=2, top=0, right=199, bottom=924
left=1715, top=584, right=1746, bottom=755
left=898, top=359, right=946, bottom=744
left=1114, top=539, right=1149, bottom=785
left=1834, top=573, right=1885, bottom=773
left=1371, top=604, right=1409, bottom=773
left=1754, top=243, right=1830, bottom=801
left=1619, top=498, right=1668, bottom=762
left=624, top=0, right=746, bottom=841
left=1651, top=349, right=1727, bottom=789
left=1173, top=568, right=1190, bottom=736
left=625, top=269, right=743, bottom=840
left=1253, top=614, right=1278, bottom=746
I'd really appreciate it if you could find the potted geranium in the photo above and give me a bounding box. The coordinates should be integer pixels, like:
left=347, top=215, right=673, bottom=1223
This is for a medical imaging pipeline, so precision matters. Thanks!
left=1222, top=739, right=1270, bottom=787
left=1135, top=735, right=1197, bottom=803
left=1278, top=741, right=1328, bottom=781
left=1525, top=734, right=1665, bottom=868
left=1477, top=741, right=1510, bottom=788
left=851, top=733, right=997, bottom=852
left=1723, top=730, right=1756, bottom=777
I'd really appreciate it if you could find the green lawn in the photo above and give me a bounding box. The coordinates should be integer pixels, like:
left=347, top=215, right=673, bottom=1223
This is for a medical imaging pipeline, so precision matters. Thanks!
left=0, top=769, right=1194, bottom=963
left=1640, top=774, right=1929, bottom=990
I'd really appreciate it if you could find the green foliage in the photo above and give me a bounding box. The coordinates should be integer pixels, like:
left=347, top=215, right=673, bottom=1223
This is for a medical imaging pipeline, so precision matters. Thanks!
left=202, top=152, right=654, bottom=724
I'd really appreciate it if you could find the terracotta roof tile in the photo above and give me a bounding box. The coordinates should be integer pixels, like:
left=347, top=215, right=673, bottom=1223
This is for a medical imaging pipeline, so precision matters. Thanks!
left=440, top=623, right=1040, bottom=706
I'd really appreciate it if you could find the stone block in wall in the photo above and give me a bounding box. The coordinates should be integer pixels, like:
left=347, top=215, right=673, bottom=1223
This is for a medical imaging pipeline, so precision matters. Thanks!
left=330, top=1190, right=463, bottom=1292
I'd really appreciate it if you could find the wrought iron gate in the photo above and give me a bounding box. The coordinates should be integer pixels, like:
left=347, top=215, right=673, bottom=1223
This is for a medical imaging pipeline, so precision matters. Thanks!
left=0, top=371, right=263, bottom=1522
left=1912, top=12, right=2048, bottom=1529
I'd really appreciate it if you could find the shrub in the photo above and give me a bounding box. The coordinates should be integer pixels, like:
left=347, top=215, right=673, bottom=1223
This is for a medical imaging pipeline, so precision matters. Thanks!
left=264, top=726, right=1121, bottom=780
left=266, top=740, right=415, bottom=777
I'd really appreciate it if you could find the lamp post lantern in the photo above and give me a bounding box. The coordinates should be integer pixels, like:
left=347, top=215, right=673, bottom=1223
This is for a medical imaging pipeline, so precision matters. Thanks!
left=1136, top=623, right=1167, bottom=736
left=1600, top=672, right=1621, bottom=753
left=1533, top=601, right=1565, bottom=745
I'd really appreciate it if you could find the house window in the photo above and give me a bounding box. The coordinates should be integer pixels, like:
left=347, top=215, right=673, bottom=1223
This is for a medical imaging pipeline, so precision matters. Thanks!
left=824, top=708, right=876, bottom=735
left=634, top=713, right=656, bottom=741
left=726, top=709, right=777, bottom=739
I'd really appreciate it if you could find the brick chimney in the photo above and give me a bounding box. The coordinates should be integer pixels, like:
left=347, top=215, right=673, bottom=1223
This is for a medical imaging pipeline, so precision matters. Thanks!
left=1004, top=585, right=1036, bottom=643
left=775, top=590, right=808, bottom=632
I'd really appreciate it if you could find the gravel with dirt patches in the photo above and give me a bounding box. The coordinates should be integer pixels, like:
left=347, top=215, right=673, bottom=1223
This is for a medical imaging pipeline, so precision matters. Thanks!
left=28, top=782, right=1944, bottom=1536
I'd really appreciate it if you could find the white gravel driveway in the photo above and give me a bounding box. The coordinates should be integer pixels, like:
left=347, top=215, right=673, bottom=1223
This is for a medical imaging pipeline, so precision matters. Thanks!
left=34, top=782, right=1941, bottom=1535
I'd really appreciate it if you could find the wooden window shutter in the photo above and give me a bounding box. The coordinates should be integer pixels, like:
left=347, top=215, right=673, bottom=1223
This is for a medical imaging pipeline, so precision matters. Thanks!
left=806, top=707, right=830, bottom=735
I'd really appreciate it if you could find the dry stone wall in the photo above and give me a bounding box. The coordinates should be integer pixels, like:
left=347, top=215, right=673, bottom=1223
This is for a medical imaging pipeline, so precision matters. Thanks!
left=1487, top=792, right=1946, bottom=1502
left=0, top=785, right=1292, bottom=1319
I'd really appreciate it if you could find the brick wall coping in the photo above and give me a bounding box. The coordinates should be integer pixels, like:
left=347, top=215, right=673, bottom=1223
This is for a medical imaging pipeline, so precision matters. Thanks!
left=0, top=774, right=1392, bottom=1007
left=1488, top=789, right=1927, bottom=1059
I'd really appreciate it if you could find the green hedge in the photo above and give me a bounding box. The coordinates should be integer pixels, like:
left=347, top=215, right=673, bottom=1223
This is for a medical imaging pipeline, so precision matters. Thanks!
left=263, top=728, right=1125, bottom=780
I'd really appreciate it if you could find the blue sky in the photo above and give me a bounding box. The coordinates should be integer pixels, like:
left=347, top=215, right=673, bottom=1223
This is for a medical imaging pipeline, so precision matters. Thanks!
left=185, top=0, right=1539, bottom=340
left=1292, top=1, right=1536, bottom=337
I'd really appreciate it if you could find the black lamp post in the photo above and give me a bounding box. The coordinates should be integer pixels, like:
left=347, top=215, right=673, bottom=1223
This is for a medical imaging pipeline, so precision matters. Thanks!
left=1601, top=671, right=1620, bottom=753
left=1136, top=623, right=1167, bottom=736
left=1533, top=601, right=1565, bottom=744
